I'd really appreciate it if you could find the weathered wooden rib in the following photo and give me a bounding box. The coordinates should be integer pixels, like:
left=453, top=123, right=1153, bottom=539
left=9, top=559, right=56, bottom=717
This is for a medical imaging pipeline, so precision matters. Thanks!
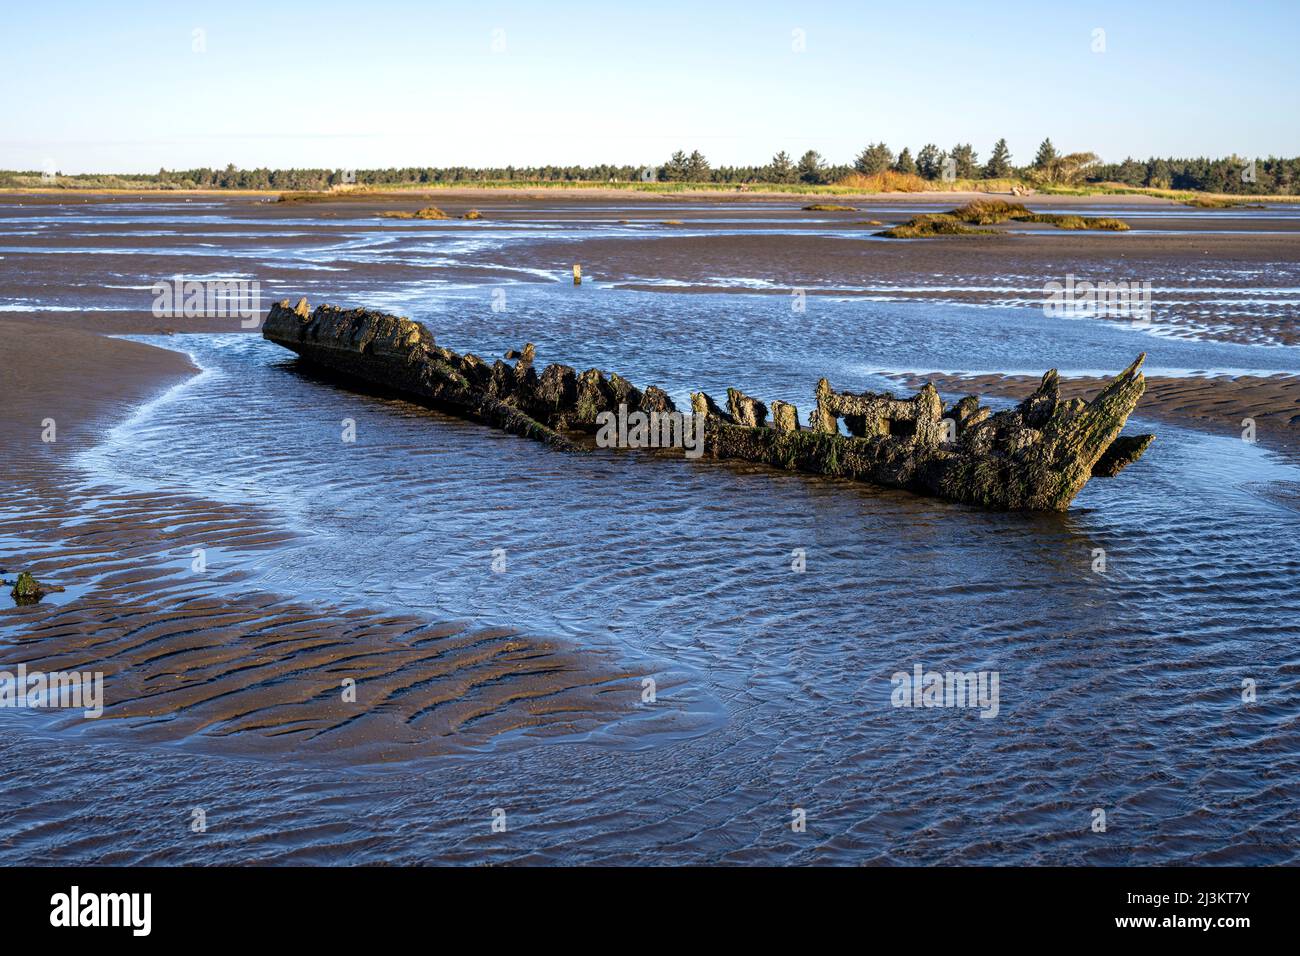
left=262, top=299, right=1154, bottom=511
left=692, top=357, right=1154, bottom=511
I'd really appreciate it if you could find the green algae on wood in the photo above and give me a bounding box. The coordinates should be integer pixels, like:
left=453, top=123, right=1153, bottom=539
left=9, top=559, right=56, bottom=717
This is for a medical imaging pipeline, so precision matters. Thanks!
left=10, top=571, right=66, bottom=605
left=692, top=356, right=1154, bottom=511
left=263, top=299, right=1154, bottom=511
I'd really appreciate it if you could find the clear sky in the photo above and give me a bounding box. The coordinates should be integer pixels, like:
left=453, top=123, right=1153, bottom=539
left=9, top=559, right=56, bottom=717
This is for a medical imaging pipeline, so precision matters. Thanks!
left=3, top=0, right=1297, bottom=173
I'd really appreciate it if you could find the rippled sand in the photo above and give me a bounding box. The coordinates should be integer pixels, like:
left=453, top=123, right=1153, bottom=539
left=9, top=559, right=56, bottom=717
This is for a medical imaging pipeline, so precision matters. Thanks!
left=3, top=198, right=1300, bottom=865
left=1, top=322, right=687, bottom=768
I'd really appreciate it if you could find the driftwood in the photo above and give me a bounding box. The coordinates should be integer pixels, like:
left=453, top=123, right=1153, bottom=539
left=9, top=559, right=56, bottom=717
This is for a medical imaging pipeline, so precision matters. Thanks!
left=262, top=299, right=1154, bottom=511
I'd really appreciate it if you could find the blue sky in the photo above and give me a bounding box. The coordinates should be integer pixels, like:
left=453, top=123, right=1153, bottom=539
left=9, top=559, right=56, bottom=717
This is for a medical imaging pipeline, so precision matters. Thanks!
left=3, top=0, right=1297, bottom=173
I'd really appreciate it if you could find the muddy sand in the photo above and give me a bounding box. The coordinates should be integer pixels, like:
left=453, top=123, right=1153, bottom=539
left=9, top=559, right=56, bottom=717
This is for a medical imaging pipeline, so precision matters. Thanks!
left=0, top=320, right=649, bottom=764
left=4, top=191, right=1300, bottom=758
left=5, top=190, right=1298, bottom=347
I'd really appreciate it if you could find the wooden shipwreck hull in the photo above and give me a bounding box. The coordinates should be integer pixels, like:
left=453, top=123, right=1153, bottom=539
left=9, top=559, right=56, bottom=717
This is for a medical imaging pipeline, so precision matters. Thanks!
left=262, top=298, right=1154, bottom=511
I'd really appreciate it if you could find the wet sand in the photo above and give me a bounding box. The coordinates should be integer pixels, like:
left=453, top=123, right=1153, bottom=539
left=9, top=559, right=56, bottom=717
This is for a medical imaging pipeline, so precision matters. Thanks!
left=5, top=191, right=1298, bottom=346
left=0, top=320, right=650, bottom=764
left=5, top=195, right=1300, bottom=864
left=511, top=228, right=1300, bottom=347
left=0, top=319, right=197, bottom=452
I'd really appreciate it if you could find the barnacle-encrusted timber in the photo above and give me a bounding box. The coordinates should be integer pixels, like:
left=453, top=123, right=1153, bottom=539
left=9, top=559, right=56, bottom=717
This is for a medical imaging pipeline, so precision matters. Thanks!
left=262, top=299, right=1154, bottom=511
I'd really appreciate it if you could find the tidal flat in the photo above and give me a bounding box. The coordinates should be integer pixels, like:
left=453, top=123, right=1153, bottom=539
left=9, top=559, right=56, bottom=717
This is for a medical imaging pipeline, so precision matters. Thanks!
left=2, top=193, right=1298, bottom=864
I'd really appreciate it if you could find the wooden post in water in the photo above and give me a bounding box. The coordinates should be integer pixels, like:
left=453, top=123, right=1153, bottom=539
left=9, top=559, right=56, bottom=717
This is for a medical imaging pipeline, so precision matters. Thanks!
left=573, top=263, right=582, bottom=285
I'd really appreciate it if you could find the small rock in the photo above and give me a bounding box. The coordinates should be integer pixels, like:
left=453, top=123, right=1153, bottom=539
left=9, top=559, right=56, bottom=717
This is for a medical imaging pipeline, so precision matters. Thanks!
left=10, top=571, right=65, bottom=606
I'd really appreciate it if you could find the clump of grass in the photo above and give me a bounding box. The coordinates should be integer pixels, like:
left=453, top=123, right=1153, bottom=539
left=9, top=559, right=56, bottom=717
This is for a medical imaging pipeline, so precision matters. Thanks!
left=461, top=208, right=483, bottom=220
left=948, top=199, right=1031, bottom=224
left=1020, top=213, right=1088, bottom=229
left=803, top=203, right=857, bottom=211
left=661, top=219, right=684, bottom=225
left=938, top=200, right=1131, bottom=232
left=878, top=214, right=999, bottom=238
left=836, top=171, right=932, bottom=193
left=277, top=188, right=381, bottom=203
left=1183, top=197, right=1265, bottom=209
left=1014, top=212, right=1130, bottom=231
left=380, top=205, right=450, bottom=220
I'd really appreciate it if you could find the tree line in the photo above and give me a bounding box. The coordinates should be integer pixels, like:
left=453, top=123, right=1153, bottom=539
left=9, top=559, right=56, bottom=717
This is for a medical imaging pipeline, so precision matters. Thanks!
left=3, top=143, right=1296, bottom=193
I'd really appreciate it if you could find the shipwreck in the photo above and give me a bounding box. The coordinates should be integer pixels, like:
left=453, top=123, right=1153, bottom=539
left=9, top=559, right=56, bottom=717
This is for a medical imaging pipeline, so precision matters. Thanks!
left=262, top=299, right=1154, bottom=511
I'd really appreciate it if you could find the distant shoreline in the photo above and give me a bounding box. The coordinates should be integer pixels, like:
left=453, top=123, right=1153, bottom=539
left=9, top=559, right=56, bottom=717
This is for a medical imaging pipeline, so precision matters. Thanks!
left=4, top=183, right=1300, bottom=205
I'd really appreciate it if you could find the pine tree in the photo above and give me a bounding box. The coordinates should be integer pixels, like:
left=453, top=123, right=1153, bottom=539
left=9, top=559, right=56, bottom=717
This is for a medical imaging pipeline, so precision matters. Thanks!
left=1033, top=138, right=1058, bottom=170
left=854, top=142, right=894, bottom=175
left=797, top=150, right=826, bottom=184
left=663, top=150, right=690, bottom=182
left=916, top=144, right=941, bottom=180
left=892, top=147, right=916, bottom=176
left=950, top=143, right=978, bottom=179
left=768, top=151, right=795, bottom=183
left=983, top=138, right=1012, bottom=178
left=686, top=150, right=710, bottom=181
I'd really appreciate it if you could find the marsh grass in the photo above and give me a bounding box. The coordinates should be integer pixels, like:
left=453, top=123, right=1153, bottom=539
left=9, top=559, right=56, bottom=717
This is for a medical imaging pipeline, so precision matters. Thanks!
left=1182, top=197, right=1267, bottom=209
left=803, top=203, right=858, bottom=211
left=950, top=200, right=1130, bottom=230
left=1037, top=182, right=1299, bottom=203
left=947, top=199, right=1031, bottom=224
left=879, top=214, right=999, bottom=238
left=1015, top=213, right=1130, bottom=230
left=379, top=205, right=450, bottom=220
left=880, top=201, right=1130, bottom=238
left=7, top=171, right=1300, bottom=205
left=835, top=171, right=931, bottom=193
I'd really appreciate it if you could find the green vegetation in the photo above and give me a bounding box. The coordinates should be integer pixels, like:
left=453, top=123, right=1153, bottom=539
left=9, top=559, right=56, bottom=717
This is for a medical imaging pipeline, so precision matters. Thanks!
left=836, top=171, right=932, bottom=192
left=9, top=570, right=64, bottom=605
left=983, top=139, right=1013, bottom=179
left=1014, top=213, right=1130, bottom=230
left=947, top=200, right=1129, bottom=230
left=879, top=215, right=1000, bottom=239
left=797, top=150, right=827, bottom=184
left=948, top=198, right=1030, bottom=224
left=880, top=200, right=1130, bottom=239
left=379, top=205, right=450, bottom=220
left=5, top=139, right=1298, bottom=198
left=11, top=571, right=39, bottom=599
left=854, top=142, right=895, bottom=176
left=1182, top=197, right=1266, bottom=209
